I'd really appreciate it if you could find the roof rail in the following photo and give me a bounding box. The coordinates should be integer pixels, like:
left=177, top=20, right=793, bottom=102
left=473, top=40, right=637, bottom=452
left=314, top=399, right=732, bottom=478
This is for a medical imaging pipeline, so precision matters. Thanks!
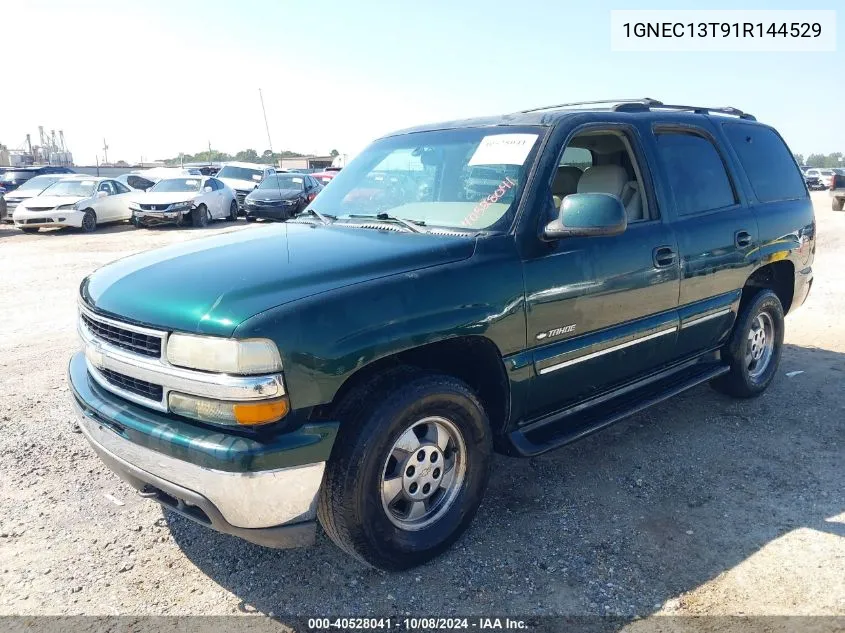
left=519, top=98, right=664, bottom=114
left=613, top=102, right=756, bottom=120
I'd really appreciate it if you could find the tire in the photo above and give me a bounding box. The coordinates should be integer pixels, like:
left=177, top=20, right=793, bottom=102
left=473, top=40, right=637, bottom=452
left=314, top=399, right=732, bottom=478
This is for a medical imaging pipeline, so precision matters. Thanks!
left=245, top=216, right=257, bottom=223
left=833, top=197, right=844, bottom=211
left=227, top=200, right=238, bottom=221
left=318, top=368, right=493, bottom=570
left=711, top=289, right=784, bottom=398
left=19, top=226, right=39, bottom=233
left=81, top=209, right=97, bottom=233
left=191, top=204, right=209, bottom=228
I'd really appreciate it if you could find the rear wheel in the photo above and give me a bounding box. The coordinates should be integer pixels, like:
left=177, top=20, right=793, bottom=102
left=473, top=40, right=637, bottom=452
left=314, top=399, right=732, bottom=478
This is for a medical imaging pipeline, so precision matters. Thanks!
left=81, top=209, right=97, bottom=233
left=833, top=197, right=844, bottom=211
left=19, top=226, right=39, bottom=233
left=318, top=369, right=493, bottom=570
left=228, top=200, right=238, bottom=221
left=245, top=216, right=257, bottom=223
left=191, top=204, right=209, bottom=228
left=711, top=289, right=784, bottom=398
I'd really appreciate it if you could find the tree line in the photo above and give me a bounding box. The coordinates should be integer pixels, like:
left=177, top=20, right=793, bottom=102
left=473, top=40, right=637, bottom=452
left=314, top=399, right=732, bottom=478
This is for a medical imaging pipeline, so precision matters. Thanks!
left=793, top=152, right=844, bottom=168
left=164, top=148, right=339, bottom=166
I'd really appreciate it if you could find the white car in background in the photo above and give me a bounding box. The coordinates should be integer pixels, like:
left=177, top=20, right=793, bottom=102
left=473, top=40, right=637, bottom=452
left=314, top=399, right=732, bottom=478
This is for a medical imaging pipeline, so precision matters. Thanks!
left=13, top=176, right=135, bottom=233
left=128, top=176, right=238, bottom=227
left=116, top=168, right=200, bottom=193
left=2, top=173, right=78, bottom=223
left=215, top=162, right=275, bottom=211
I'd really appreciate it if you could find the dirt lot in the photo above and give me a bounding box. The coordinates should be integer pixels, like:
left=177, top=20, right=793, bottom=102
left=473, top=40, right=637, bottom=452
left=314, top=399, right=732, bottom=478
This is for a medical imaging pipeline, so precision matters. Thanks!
left=0, top=195, right=843, bottom=626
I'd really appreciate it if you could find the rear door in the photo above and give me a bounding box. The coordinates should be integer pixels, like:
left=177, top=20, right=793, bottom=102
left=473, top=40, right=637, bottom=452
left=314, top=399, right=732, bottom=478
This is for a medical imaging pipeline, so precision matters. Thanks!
left=645, top=122, right=758, bottom=358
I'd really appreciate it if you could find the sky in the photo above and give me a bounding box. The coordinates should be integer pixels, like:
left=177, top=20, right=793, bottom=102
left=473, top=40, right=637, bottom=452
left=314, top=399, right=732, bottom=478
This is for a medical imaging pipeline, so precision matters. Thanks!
left=2, top=0, right=842, bottom=165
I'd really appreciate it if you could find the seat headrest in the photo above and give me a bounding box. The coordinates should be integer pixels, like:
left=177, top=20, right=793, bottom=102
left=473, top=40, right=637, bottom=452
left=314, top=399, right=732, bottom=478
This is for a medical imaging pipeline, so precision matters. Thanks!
left=577, top=165, right=628, bottom=197
left=552, top=166, right=583, bottom=197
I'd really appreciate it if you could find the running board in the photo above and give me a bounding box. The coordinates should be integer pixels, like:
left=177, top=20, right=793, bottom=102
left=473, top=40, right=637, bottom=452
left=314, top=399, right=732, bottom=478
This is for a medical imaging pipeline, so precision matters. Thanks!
left=508, top=363, right=729, bottom=457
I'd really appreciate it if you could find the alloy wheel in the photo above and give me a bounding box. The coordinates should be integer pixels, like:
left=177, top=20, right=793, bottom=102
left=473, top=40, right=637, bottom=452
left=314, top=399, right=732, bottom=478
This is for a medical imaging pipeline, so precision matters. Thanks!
left=746, top=311, right=774, bottom=379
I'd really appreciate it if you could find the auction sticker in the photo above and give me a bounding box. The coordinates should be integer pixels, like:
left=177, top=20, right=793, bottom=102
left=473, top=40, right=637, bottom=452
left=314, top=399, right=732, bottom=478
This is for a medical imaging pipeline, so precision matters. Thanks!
left=468, top=134, right=538, bottom=166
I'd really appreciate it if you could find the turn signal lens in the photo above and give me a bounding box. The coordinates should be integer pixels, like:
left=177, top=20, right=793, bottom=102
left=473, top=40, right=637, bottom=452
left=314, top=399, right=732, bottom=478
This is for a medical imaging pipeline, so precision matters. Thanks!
left=168, top=392, right=289, bottom=427
left=233, top=399, right=290, bottom=425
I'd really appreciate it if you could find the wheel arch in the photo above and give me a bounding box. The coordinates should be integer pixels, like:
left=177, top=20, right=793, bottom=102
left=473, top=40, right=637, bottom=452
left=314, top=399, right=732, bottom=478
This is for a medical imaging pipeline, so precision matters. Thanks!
left=742, top=260, right=795, bottom=314
left=314, top=335, right=511, bottom=437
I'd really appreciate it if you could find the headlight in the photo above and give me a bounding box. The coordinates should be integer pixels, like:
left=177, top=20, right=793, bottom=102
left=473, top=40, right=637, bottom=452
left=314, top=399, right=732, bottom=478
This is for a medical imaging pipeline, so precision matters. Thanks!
left=55, top=203, right=76, bottom=210
left=169, top=201, right=193, bottom=211
left=168, top=392, right=289, bottom=427
left=166, top=333, right=282, bottom=374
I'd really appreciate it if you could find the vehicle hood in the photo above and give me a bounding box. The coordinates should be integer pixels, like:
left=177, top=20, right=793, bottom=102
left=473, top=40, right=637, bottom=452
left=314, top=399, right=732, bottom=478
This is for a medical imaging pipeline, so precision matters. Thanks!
left=20, top=194, right=86, bottom=208
left=218, top=177, right=259, bottom=192
left=132, top=192, right=197, bottom=205
left=81, top=223, right=476, bottom=337
left=247, top=188, right=301, bottom=202
left=4, top=189, right=42, bottom=202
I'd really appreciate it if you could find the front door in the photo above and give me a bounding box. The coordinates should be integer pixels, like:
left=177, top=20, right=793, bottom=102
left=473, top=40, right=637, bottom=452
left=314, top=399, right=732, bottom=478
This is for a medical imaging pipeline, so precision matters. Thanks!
left=522, top=124, right=681, bottom=421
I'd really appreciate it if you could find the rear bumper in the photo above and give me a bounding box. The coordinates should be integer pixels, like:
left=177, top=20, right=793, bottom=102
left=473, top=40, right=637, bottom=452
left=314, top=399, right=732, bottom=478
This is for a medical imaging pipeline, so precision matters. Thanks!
left=68, top=352, right=338, bottom=548
left=792, top=266, right=813, bottom=312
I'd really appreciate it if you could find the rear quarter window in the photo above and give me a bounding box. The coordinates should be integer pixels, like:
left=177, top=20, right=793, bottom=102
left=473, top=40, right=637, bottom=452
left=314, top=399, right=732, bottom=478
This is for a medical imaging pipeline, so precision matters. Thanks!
left=723, top=124, right=807, bottom=202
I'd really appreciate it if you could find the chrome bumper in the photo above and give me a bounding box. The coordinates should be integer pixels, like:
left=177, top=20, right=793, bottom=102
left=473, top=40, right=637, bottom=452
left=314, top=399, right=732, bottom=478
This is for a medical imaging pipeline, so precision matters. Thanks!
left=73, top=397, right=325, bottom=531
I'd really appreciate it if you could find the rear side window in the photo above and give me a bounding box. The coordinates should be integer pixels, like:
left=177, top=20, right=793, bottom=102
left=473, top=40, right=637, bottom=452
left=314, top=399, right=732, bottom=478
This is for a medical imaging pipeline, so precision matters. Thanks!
left=723, top=124, right=807, bottom=202
left=654, top=130, right=736, bottom=216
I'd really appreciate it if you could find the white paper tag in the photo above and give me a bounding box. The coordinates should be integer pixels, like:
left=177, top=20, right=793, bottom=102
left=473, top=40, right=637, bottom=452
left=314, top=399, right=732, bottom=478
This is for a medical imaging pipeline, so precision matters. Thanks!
left=185, top=179, right=198, bottom=186
left=252, top=174, right=262, bottom=181
left=468, top=134, right=538, bottom=166
left=292, top=177, right=303, bottom=183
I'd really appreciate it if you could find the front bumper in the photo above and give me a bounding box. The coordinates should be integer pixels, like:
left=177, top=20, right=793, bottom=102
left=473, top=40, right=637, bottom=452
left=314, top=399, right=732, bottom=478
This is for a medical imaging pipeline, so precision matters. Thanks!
left=244, top=204, right=293, bottom=220
left=14, top=207, right=84, bottom=228
left=68, top=351, right=338, bottom=548
left=132, top=210, right=187, bottom=226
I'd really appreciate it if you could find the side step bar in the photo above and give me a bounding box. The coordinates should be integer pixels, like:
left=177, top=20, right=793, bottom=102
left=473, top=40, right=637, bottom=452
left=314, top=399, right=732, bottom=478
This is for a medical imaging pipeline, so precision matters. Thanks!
left=508, top=363, right=729, bottom=457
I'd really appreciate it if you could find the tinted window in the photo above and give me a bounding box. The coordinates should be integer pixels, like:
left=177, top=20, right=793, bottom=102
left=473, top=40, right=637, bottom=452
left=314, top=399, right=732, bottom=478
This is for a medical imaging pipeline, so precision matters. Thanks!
left=113, top=181, right=131, bottom=194
left=723, top=124, right=806, bottom=202
left=654, top=131, right=736, bottom=216
left=126, top=175, right=155, bottom=190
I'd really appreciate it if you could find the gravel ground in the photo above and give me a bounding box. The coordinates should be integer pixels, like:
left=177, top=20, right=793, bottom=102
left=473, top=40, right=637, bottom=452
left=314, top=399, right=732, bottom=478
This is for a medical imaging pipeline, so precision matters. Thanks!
left=0, top=195, right=843, bottom=625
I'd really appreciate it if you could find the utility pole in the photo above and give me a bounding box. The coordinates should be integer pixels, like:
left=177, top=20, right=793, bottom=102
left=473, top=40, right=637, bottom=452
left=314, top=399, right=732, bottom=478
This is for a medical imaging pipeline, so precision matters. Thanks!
left=259, top=88, right=273, bottom=155
left=208, top=140, right=213, bottom=164
left=102, top=138, right=109, bottom=165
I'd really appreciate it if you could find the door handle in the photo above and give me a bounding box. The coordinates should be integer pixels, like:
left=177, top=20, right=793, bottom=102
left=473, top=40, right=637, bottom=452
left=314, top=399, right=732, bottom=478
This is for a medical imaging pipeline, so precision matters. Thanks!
left=653, top=246, right=677, bottom=268
left=735, top=230, right=752, bottom=248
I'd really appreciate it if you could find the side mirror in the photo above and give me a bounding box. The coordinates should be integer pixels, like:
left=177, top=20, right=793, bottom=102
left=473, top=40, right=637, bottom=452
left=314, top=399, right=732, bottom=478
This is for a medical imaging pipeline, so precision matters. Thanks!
left=96, top=190, right=108, bottom=199
left=203, top=186, right=212, bottom=193
left=543, top=193, right=627, bottom=240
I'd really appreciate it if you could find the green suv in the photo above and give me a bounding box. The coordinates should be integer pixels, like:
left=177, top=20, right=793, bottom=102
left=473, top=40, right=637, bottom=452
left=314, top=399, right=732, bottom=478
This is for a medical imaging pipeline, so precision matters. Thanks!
left=69, top=98, right=815, bottom=570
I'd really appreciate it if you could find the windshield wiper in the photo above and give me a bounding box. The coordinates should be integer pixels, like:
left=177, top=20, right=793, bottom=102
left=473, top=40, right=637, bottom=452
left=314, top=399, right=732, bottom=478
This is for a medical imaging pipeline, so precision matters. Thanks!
left=296, top=208, right=334, bottom=224
left=346, top=213, right=426, bottom=233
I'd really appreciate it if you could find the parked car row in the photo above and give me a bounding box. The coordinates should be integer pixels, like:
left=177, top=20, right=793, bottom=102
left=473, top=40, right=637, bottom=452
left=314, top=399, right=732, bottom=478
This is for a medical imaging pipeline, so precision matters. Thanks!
left=801, top=166, right=844, bottom=191
left=1, top=161, right=332, bottom=232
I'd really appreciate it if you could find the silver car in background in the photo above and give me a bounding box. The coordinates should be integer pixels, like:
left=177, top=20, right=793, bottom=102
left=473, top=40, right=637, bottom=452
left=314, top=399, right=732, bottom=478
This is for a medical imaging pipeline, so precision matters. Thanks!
left=2, top=174, right=78, bottom=224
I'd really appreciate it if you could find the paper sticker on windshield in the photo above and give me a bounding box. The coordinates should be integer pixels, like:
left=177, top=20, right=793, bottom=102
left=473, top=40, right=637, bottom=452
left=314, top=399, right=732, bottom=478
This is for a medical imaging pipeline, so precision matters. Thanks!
left=185, top=179, right=198, bottom=186
left=81, top=180, right=95, bottom=186
left=252, top=174, right=262, bottom=181
left=468, top=133, right=538, bottom=166
left=292, top=177, right=303, bottom=183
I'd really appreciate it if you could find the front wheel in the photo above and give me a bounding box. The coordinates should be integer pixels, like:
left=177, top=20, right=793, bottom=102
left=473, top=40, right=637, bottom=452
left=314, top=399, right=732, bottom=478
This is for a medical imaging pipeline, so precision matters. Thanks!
left=191, top=204, right=209, bottom=228
left=318, top=369, right=492, bottom=570
left=711, top=289, right=784, bottom=398
left=81, top=209, right=97, bottom=233
left=228, top=200, right=238, bottom=221
left=833, top=197, right=844, bottom=211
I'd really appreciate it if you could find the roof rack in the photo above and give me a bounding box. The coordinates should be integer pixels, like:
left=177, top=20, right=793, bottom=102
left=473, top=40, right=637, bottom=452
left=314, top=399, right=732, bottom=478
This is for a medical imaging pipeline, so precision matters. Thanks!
left=520, top=98, right=664, bottom=114
left=519, top=98, right=756, bottom=121
left=612, top=102, right=756, bottom=120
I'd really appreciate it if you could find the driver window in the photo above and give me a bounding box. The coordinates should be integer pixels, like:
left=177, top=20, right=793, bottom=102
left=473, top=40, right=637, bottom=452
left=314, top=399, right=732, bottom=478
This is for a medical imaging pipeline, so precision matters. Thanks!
left=98, top=181, right=115, bottom=195
left=550, top=131, right=651, bottom=223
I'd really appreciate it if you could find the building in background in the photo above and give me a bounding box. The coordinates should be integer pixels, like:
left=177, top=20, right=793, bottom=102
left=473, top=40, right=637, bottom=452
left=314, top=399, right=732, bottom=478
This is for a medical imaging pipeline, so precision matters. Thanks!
left=278, top=155, right=335, bottom=171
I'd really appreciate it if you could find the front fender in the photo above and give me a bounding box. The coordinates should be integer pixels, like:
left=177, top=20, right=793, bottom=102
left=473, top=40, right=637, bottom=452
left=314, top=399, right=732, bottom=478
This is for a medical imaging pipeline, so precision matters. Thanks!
left=234, top=236, right=526, bottom=411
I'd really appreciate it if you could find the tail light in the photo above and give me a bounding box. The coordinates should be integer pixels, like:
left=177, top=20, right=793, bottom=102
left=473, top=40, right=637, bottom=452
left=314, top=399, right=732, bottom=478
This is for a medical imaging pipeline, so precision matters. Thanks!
left=307, top=193, right=316, bottom=202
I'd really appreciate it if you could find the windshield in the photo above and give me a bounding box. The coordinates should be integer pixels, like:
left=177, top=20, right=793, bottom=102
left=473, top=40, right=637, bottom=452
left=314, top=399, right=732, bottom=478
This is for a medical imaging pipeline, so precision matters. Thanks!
left=308, top=126, right=544, bottom=230
left=258, top=174, right=304, bottom=191
left=217, top=166, right=264, bottom=182
left=150, top=178, right=202, bottom=193
left=819, top=169, right=834, bottom=175
left=12, top=175, right=64, bottom=193
left=42, top=179, right=97, bottom=197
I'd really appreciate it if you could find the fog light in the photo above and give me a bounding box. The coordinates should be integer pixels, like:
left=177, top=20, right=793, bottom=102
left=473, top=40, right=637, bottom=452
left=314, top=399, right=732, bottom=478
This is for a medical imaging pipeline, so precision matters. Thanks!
left=168, top=392, right=288, bottom=426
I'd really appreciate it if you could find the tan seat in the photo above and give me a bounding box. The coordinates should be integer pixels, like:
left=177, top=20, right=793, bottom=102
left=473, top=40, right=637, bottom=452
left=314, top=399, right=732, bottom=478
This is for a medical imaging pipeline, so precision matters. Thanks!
left=576, top=165, right=643, bottom=222
left=551, top=166, right=583, bottom=210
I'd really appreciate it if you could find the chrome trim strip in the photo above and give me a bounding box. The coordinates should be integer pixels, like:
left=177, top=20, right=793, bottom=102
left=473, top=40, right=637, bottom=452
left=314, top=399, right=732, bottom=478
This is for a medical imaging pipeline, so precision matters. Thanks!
left=538, top=326, right=678, bottom=375
left=73, top=399, right=325, bottom=529
left=78, top=301, right=167, bottom=356
left=79, top=319, right=285, bottom=404
left=680, top=308, right=732, bottom=330
left=86, top=360, right=168, bottom=411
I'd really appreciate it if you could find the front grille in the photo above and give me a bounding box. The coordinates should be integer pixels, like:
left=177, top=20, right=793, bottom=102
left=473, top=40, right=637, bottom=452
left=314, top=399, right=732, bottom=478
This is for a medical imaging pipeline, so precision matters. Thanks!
left=81, top=312, right=162, bottom=357
left=235, top=191, right=248, bottom=206
left=140, top=203, right=169, bottom=211
left=25, top=206, right=55, bottom=212
left=99, top=367, right=163, bottom=401
left=25, top=218, right=49, bottom=224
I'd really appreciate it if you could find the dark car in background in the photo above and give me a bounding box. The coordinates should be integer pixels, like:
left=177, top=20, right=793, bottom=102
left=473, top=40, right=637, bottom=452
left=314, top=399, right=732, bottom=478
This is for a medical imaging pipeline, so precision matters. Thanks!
left=244, top=173, right=322, bottom=221
left=0, top=165, right=75, bottom=193
left=311, top=170, right=338, bottom=185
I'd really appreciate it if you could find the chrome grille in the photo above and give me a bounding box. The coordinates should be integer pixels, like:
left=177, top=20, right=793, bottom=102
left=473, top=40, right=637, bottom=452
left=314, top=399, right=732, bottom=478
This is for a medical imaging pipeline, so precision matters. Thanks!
left=80, top=311, right=162, bottom=357
left=99, top=367, right=163, bottom=401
